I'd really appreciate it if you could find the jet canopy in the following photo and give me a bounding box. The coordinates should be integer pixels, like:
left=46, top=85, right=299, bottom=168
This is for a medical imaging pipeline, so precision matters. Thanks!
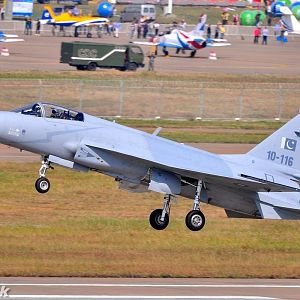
left=12, top=102, right=84, bottom=122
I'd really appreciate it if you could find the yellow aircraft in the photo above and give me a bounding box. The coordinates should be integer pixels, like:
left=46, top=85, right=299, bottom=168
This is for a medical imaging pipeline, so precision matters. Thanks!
left=40, top=5, right=108, bottom=37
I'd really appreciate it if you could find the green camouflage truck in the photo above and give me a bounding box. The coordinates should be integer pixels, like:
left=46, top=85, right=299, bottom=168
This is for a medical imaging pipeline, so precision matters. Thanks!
left=60, top=42, right=145, bottom=71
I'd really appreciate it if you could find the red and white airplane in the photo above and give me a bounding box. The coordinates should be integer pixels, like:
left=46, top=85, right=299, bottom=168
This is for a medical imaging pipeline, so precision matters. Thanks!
left=135, top=17, right=230, bottom=57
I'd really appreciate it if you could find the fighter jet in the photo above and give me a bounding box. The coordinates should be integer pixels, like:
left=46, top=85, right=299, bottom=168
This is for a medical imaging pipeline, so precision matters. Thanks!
left=134, top=16, right=231, bottom=57
left=0, top=31, right=24, bottom=43
left=1, top=102, right=300, bottom=231
left=280, top=6, right=300, bottom=34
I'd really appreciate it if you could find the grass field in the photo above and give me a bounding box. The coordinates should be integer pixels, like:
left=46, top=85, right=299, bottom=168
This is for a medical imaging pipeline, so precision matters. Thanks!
left=32, top=3, right=247, bottom=25
left=0, top=162, right=300, bottom=278
left=0, top=71, right=299, bottom=277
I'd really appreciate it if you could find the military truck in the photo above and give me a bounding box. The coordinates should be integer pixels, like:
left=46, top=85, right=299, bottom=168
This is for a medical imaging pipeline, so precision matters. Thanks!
left=60, top=42, right=145, bottom=71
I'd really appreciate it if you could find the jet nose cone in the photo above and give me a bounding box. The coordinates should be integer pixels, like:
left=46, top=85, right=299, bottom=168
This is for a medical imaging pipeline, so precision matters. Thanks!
left=0, top=111, right=17, bottom=144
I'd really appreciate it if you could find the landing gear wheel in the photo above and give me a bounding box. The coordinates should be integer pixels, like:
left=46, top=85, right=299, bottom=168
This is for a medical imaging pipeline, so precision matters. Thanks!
left=191, top=50, right=196, bottom=57
left=35, top=177, right=50, bottom=194
left=149, top=209, right=169, bottom=230
left=185, top=210, right=205, bottom=231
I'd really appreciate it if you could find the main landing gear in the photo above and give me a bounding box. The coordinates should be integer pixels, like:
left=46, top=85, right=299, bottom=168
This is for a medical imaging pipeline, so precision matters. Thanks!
left=35, top=158, right=53, bottom=194
left=149, top=180, right=206, bottom=232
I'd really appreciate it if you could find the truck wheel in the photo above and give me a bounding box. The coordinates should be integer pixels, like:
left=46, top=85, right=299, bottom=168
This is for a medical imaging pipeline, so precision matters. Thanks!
left=127, top=62, right=137, bottom=71
left=87, top=62, right=97, bottom=71
left=76, top=65, right=86, bottom=71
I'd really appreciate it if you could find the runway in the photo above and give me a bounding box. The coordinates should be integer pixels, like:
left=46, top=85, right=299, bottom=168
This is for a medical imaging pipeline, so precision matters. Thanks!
left=0, top=278, right=299, bottom=300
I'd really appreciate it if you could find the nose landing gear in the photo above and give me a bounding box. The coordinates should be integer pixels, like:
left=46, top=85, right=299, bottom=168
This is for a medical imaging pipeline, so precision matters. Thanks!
left=35, top=158, right=53, bottom=194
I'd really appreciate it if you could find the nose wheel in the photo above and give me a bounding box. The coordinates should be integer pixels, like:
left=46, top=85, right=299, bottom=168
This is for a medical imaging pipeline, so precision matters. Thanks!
left=35, top=158, right=53, bottom=194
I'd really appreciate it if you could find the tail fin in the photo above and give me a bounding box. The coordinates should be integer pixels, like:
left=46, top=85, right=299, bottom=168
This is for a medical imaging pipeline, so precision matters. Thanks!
left=248, top=114, right=300, bottom=171
left=41, top=5, right=55, bottom=22
left=280, top=6, right=300, bottom=33
left=189, top=14, right=207, bottom=36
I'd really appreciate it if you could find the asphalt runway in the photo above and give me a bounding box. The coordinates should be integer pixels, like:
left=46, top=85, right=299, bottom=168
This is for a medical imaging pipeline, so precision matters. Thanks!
left=0, top=278, right=300, bottom=299
left=0, top=33, right=300, bottom=75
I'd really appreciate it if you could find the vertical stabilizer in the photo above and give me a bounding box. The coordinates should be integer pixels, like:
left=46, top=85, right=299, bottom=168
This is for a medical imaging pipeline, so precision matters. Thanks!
left=280, top=6, right=300, bottom=33
left=248, top=114, right=300, bottom=171
left=40, top=5, right=55, bottom=23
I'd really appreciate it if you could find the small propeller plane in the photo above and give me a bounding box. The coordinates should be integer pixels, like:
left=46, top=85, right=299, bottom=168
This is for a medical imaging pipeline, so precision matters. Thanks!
left=0, top=31, right=24, bottom=43
left=1, top=102, right=300, bottom=231
left=280, top=6, right=300, bottom=34
left=134, top=17, right=231, bottom=57
left=40, top=5, right=108, bottom=37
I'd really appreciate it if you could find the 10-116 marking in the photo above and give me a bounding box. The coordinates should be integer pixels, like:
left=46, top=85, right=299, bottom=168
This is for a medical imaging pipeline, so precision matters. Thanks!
left=267, top=151, right=294, bottom=166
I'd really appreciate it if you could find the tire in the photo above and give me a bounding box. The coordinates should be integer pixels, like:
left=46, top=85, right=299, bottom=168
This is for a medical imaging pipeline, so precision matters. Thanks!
left=191, top=50, right=196, bottom=58
left=35, top=177, right=50, bottom=194
left=87, top=32, right=92, bottom=38
left=87, top=62, right=97, bottom=71
left=185, top=210, right=205, bottom=231
left=127, top=62, right=137, bottom=71
left=76, top=65, right=86, bottom=71
left=149, top=209, right=169, bottom=230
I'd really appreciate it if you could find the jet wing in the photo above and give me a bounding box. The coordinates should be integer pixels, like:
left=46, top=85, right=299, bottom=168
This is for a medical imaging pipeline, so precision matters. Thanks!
left=83, top=138, right=299, bottom=193
left=0, top=38, right=24, bottom=43
left=133, top=41, right=181, bottom=49
left=73, top=18, right=108, bottom=27
left=207, top=42, right=231, bottom=47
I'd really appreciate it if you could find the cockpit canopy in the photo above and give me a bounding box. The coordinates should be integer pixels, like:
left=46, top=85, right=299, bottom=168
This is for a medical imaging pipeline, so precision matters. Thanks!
left=12, top=102, right=84, bottom=122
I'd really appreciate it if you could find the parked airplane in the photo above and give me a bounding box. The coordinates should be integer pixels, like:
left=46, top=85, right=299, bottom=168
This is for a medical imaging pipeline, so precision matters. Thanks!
left=0, top=32, right=24, bottom=43
left=1, top=102, right=300, bottom=231
left=134, top=19, right=231, bottom=57
left=280, top=6, right=300, bottom=34
left=40, top=5, right=109, bottom=37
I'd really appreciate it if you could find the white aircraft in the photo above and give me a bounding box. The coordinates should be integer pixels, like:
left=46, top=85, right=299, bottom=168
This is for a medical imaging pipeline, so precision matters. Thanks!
left=280, top=6, right=300, bottom=34
left=0, top=31, right=24, bottom=43
left=135, top=17, right=230, bottom=57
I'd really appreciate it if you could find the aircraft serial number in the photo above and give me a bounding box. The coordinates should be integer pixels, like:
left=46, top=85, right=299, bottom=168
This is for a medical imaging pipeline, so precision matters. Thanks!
left=267, top=151, right=294, bottom=166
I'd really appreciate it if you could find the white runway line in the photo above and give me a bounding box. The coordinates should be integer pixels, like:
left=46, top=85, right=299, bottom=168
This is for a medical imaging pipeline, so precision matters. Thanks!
left=4, top=296, right=279, bottom=299
left=1, top=284, right=299, bottom=288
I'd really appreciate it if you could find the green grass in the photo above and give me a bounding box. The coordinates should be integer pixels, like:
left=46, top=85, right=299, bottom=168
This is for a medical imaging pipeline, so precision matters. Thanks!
left=2, top=71, right=300, bottom=83
left=160, top=132, right=267, bottom=143
left=0, top=162, right=300, bottom=277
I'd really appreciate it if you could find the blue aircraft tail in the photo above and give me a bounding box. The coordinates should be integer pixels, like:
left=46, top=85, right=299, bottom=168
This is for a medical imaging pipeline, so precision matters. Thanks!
left=41, top=7, right=53, bottom=22
left=247, top=114, right=300, bottom=171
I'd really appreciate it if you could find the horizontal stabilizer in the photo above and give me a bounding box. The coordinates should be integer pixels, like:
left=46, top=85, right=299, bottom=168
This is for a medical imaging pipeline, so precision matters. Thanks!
left=225, top=209, right=261, bottom=219
left=1, top=38, right=24, bottom=43
left=207, top=42, right=231, bottom=47
left=256, top=192, right=300, bottom=219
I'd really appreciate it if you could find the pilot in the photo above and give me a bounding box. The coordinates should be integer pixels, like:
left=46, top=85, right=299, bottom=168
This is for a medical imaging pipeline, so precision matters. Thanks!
left=32, top=104, right=41, bottom=117
left=75, top=112, right=84, bottom=121
left=50, top=109, right=58, bottom=118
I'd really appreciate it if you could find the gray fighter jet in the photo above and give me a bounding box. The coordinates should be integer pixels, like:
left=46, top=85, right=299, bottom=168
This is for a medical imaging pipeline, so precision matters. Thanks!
left=1, top=102, right=300, bottom=231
